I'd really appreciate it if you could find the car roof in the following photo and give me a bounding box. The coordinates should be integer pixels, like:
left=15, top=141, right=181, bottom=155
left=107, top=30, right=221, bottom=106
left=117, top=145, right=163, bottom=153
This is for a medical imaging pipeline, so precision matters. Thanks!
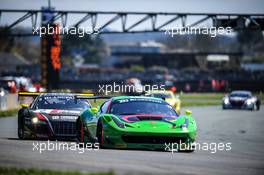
left=231, top=91, right=252, bottom=95
left=111, top=96, right=165, bottom=102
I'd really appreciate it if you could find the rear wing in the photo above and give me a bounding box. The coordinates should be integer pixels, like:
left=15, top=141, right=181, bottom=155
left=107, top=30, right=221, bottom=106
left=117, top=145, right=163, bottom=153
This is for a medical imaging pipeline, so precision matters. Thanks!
left=73, top=93, right=95, bottom=97
left=18, top=92, right=95, bottom=100
left=18, top=92, right=41, bottom=100
left=75, top=95, right=112, bottom=99
left=75, top=95, right=113, bottom=103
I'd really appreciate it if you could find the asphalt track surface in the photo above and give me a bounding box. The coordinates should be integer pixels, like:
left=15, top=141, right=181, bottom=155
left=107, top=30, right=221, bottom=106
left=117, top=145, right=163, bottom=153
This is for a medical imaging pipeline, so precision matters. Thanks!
left=0, top=106, right=264, bottom=175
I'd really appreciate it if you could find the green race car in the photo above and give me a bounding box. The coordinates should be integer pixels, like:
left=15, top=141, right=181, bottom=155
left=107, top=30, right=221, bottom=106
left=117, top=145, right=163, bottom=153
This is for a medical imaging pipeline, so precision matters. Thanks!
left=76, top=96, right=197, bottom=151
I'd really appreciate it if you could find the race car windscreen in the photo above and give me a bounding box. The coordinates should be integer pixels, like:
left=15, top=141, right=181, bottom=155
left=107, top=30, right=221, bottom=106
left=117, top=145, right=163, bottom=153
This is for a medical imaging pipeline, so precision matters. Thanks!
left=34, top=95, right=91, bottom=110
left=230, top=93, right=251, bottom=98
left=110, top=99, right=177, bottom=116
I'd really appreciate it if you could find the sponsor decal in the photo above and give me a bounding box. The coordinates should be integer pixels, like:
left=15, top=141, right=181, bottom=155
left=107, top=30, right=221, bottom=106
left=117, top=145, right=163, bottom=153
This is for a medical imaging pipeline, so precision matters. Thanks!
left=51, top=116, right=78, bottom=120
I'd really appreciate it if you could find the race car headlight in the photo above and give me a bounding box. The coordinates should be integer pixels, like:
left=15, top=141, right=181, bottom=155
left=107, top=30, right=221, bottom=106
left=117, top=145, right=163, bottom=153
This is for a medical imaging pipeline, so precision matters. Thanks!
left=180, top=124, right=188, bottom=131
left=31, top=117, right=39, bottom=124
left=224, top=98, right=230, bottom=104
left=112, top=117, right=125, bottom=128
left=169, top=102, right=174, bottom=106
left=246, top=99, right=253, bottom=105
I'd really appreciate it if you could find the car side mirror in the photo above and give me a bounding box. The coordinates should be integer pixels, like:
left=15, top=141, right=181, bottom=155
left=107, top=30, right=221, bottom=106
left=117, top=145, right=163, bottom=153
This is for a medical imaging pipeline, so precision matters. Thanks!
left=185, top=109, right=192, bottom=116
left=90, top=107, right=99, bottom=114
left=21, top=104, right=29, bottom=108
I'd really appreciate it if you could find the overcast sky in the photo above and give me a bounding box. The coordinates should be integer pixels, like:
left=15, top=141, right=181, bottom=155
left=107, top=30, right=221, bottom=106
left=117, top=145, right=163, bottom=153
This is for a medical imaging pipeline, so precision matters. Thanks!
left=0, top=0, right=264, bottom=30
left=1, top=0, right=264, bottom=13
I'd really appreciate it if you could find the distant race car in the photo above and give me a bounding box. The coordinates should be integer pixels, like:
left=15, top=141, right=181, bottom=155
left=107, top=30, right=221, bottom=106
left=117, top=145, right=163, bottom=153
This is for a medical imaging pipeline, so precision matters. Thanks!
left=145, top=90, right=181, bottom=114
left=76, top=96, right=197, bottom=151
left=222, top=90, right=260, bottom=110
left=17, top=92, right=93, bottom=140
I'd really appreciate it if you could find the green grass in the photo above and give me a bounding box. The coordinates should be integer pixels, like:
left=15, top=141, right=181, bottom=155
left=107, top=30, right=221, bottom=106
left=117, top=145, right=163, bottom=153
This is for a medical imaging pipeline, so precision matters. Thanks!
left=181, top=100, right=221, bottom=107
left=89, top=93, right=223, bottom=108
left=179, top=93, right=225, bottom=100
left=1, top=93, right=261, bottom=117
left=179, top=92, right=264, bottom=100
left=179, top=93, right=223, bottom=107
left=0, top=167, right=114, bottom=175
left=0, top=109, right=18, bottom=118
left=179, top=92, right=264, bottom=107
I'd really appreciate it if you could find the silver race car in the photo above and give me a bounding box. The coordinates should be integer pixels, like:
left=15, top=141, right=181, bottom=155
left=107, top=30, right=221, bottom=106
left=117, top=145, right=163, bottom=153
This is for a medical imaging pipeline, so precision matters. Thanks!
left=222, top=90, right=260, bottom=110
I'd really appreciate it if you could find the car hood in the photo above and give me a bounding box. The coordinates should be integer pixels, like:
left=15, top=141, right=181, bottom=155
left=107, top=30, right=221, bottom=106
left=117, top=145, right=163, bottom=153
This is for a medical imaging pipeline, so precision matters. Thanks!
left=118, top=114, right=186, bottom=129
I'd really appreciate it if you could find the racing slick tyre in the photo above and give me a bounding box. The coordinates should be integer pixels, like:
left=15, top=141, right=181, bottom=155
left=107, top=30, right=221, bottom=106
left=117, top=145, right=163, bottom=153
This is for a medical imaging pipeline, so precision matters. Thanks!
left=178, top=141, right=195, bottom=153
left=178, top=149, right=195, bottom=153
left=76, top=118, right=85, bottom=146
left=17, top=116, right=25, bottom=139
left=178, top=147, right=195, bottom=153
left=96, top=119, right=105, bottom=149
left=17, top=127, right=25, bottom=139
